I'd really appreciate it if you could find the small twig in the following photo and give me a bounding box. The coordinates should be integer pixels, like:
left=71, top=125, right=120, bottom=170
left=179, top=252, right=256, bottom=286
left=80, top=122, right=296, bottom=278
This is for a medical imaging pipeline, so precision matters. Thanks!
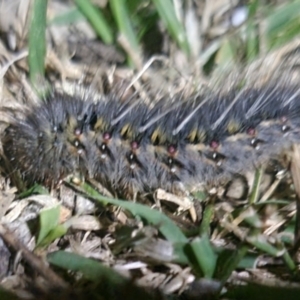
left=125, top=55, right=167, bottom=93
left=290, top=144, right=300, bottom=251
left=0, top=49, right=28, bottom=78
left=118, top=33, right=143, bottom=70
left=0, top=224, right=68, bottom=289
left=249, top=167, right=264, bottom=204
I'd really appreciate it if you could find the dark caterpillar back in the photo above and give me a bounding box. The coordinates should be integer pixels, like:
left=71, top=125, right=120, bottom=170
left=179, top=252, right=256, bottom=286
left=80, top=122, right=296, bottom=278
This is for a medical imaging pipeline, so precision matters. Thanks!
left=2, top=74, right=300, bottom=198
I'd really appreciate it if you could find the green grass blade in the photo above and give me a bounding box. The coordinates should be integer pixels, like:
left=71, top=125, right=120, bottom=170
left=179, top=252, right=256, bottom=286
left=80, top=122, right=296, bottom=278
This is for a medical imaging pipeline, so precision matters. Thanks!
left=199, top=204, right=214, bottom=236
left=28, top=0, right=48, bottom=87
left=18, top=183, right=49, bottom=199
left=109, top=0, right=141, bottom=60
left=267, top=1, right=300, bottom=36
left=48, top=251, right=127, bottom=283
left=266, top=1, right=300, bottom=49
left=187, top=235, right=217, bottom=278
left=249, top=168, right=263, bottom=204
left=74, top=0, right=113, bottom=44
left=151, top=0, right=190, bottom=56
left=48, top=7, right=84, bottom=26
left=246, top=234, right=282, bottom=256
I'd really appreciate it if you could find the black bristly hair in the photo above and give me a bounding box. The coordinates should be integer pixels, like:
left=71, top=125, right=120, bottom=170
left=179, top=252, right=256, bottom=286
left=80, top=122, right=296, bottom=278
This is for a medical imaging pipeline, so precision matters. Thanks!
left=2, top=73, right=300, bottom=198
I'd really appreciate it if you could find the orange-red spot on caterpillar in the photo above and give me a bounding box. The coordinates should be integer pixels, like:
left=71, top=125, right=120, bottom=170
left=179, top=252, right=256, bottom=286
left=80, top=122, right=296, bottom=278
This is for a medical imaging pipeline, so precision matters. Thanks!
left=103, top=132, right=111, bottom=141
left=167, top=145, right=176, bottom=155
left=247, top=128, right=255, bottom=136
left=210, top=140, right=219, bottom=150
left=74, top=128, right=81, bottom=136
left=131, top=141, right=139, bottom=150
left=281, top=116, right=288, bottom=123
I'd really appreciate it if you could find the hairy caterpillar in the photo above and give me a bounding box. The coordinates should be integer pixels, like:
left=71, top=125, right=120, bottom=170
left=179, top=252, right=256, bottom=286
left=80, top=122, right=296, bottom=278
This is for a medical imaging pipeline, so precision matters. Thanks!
left=2, top=61, right=300, bottom=200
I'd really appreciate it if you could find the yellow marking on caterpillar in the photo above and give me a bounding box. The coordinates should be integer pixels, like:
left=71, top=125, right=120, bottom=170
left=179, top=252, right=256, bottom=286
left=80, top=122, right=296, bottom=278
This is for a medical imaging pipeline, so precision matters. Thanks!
left=197, top=129, right=206, bottom=143
left=120, top=123, right=133, bottom=139
left=94, top=118, right=106, bottom=131
left=188, top=129, right=197, bottom=143
left=227, top=119, right=241, bottom=134
left=151, top=128, right=166, bottom=144
left=67, top=116, right=77, bottom=129
left=186, top=128, right=207, bottom=143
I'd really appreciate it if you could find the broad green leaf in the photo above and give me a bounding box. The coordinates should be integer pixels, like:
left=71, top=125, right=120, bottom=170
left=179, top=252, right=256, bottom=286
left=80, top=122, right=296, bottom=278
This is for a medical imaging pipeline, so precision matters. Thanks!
left=37, top=205, right=61, bottom=246
left=215, top=245, right=249, bottom=284
left=80, top=182, right=188, bottom=243
left=186, top=235, right=217, bottom=278
left=37, top=224, right=68, bottom=247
